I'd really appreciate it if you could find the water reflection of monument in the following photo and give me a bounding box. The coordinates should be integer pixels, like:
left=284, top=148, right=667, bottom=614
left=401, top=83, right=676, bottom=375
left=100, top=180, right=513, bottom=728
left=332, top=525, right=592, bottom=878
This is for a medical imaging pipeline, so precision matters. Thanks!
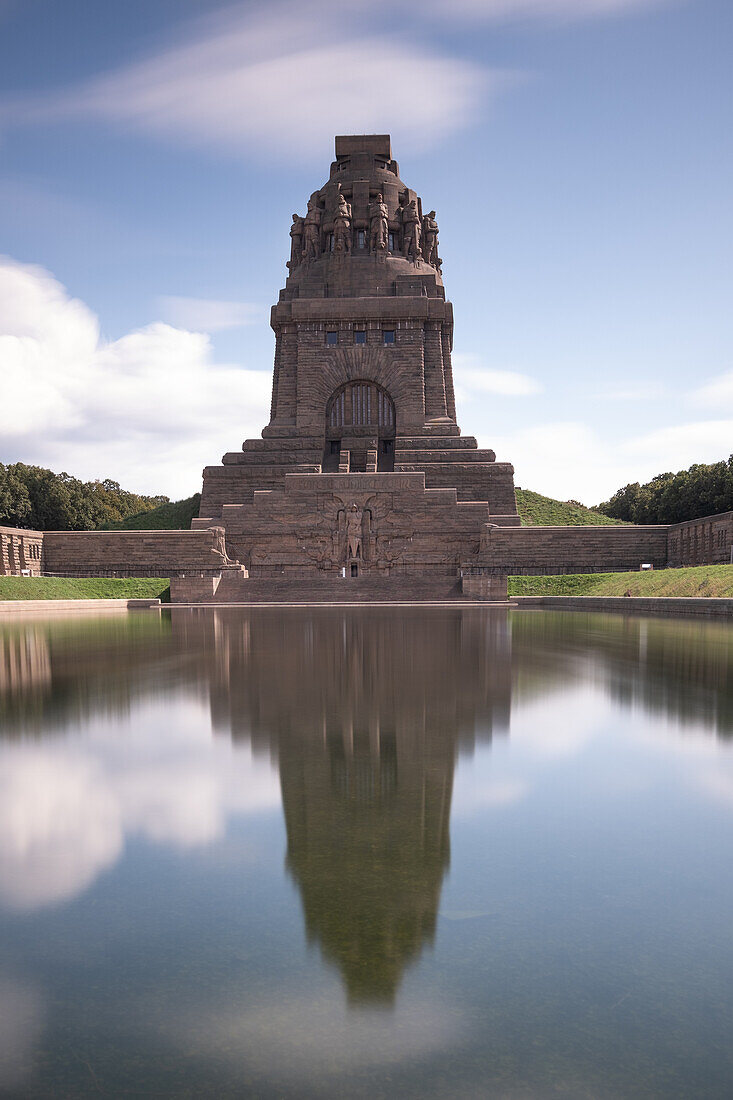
left=175, top=607, right=513, bottom=1003
left=3, top=609, right=733, bottom=1002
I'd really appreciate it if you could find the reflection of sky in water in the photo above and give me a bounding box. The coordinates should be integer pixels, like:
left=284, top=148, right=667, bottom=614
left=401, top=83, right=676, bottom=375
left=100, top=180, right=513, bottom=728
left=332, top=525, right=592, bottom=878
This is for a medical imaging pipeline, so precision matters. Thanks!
left=0, top=608, right=732, bottom=1097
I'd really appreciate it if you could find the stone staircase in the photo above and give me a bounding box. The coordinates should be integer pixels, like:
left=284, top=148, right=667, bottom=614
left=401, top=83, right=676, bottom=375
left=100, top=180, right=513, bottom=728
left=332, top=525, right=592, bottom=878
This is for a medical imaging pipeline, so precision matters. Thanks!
left=209, top=570, right=471, bottom=604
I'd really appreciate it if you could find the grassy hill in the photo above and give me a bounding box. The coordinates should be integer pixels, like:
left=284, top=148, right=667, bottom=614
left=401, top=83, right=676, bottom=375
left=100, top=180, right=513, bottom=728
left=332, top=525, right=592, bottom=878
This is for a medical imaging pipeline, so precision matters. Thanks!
left=515, top=489, right=626, bottom=527
left=509, top=564, right=733, bottom=598
left=106, top=494, right=201, bottom=530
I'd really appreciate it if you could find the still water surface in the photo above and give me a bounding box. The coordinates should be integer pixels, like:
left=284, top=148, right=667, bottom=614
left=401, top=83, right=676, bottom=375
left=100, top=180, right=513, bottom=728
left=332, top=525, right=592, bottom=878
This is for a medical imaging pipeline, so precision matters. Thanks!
left=0, top=607, right=732, bottom=1098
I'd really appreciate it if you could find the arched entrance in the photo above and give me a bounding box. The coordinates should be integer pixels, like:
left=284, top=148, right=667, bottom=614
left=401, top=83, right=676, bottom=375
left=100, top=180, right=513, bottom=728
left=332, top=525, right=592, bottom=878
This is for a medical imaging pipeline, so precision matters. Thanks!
left=324, top=381, right=396, bottom=472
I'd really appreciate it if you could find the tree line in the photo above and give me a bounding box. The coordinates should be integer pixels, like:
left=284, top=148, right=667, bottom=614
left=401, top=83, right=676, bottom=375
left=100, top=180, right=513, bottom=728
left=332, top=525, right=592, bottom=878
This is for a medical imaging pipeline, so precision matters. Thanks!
left=0, top=463, right=167, bottom=531
left=598, top=456, right=733, bottom=524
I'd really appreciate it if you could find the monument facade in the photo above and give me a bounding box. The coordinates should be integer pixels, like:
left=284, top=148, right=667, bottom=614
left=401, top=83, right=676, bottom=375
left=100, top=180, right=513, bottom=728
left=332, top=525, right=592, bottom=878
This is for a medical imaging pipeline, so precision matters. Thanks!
left=193, top=134, right=519, bottom=598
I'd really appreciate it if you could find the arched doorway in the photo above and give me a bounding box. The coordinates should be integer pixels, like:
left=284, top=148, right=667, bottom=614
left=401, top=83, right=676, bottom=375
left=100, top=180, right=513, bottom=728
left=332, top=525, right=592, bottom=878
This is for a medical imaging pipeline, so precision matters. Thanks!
left=324, top=381, right=396, bottom=472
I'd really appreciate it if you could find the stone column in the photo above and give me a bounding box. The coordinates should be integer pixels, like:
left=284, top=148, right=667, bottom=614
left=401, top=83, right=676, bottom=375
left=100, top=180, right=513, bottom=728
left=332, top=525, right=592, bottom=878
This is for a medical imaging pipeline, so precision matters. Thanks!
left=423, top=321, right=447, bottom=421
left=272, top=325, right=297, bottom=424
left=442, top=323, right=456, bottom=422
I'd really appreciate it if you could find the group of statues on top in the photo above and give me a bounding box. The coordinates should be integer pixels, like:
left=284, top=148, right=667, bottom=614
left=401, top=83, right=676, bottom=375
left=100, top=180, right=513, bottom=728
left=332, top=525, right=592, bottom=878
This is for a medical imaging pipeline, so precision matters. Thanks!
left=288, top=185, right=441, bottom=271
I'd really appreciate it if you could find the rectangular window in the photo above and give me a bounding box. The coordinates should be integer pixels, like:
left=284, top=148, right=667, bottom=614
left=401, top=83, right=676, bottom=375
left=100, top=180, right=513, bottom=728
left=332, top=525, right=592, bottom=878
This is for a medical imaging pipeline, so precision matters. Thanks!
left=388, top=231, right=395, bottom=251
left=326, top=330, right=338, bottom=346
left=354, top=330, right=366, bottom=345
left=383, top=329, right=395, bottom=345
left=357, top=230, right=365, bottom=249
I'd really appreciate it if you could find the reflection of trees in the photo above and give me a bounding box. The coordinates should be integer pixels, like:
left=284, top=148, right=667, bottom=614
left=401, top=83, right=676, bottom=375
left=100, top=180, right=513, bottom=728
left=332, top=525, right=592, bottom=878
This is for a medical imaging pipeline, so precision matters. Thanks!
left=0, top=615, right=202, bottom=734
left=511, top=612, right=733, bottom=737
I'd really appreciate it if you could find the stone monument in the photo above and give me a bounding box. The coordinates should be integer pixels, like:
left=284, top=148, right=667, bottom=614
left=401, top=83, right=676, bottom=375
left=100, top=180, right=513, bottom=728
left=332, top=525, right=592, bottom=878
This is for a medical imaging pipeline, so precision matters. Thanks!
left=194, top=134, right=520, bottom=599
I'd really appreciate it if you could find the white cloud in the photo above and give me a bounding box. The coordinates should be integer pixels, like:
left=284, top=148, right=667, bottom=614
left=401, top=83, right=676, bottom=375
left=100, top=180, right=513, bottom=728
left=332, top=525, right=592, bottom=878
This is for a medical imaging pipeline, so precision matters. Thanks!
left=157, top=296, right=265, bottom=332
left=0, top=256, right=271, bottom=498
left=472, top=414, right=732, bottom=506
left=453, top=353, right=542, bottom=398
left=477, top=419, right=623, bottom=503
left=690, top=370, right=733, bottom=410
left=425, top=0, right=669, bottom=21
left=622, top=420, right=733, bottom=464
left=3, top=2, right=493, bottom=162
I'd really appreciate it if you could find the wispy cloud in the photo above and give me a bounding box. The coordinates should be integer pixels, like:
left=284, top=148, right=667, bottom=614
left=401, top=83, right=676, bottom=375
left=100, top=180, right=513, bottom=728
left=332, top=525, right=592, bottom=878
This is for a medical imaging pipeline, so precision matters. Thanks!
left=590, top=383, right=666, bottom=401
left=622, top=419, right=733, bottom=461
left=157, top=296, right=265, bottom=332
left=690, top=370, right=733, bottom=410
left=1, top=1, right=494, bottom=162
left=424, top=0, right=671, bottom=22
left=453, top=353, right=542, bottom=397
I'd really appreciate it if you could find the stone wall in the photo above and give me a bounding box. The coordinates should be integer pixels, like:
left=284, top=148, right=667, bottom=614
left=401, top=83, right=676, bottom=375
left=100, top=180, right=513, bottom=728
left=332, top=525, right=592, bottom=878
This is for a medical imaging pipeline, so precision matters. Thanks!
left=217, top=471, right=490, bottom=578
left=474, top=524, right=670, bottom=575
left=668, top=511, right=733, bottom=566
left=0, top=526, right=44, bottom=576
left=43, top=529, right=227, bottom=578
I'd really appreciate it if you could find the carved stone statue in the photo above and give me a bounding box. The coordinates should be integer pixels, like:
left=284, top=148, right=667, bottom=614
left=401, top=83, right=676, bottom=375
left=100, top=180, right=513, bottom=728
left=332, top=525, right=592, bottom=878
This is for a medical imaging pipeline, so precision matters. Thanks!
left=288, top=214, right=304, bottom=269
left=369, top=192, right=389, bottom=253
left=302, top=198, right=322, bottom=263
left=421, top=210, right=440, bottom=270
left=402, top=199, right=421, bottom=262
left=210, top=526, right=233, bottom=565
left=333, top=185, right=352, bottom=253
left=346, top=503, right=363, bottom=560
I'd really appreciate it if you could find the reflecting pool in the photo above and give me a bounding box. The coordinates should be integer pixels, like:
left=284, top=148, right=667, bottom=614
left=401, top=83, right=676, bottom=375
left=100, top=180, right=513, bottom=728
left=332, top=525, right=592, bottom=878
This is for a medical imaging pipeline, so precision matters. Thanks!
left=0, top=607, right=732, bottom=1097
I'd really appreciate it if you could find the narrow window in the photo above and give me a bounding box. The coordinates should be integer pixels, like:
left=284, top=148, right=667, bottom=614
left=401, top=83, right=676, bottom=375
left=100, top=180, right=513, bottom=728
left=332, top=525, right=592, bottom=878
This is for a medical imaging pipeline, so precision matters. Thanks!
left=326, top=330, right=338, bottom=346
left=357, top=230, right=365, bottom=249
left=354, top=330, right=366, bottom=345
left=383, top=329, right=395, bottom=345
left=388, top=231, right=395, bottom=251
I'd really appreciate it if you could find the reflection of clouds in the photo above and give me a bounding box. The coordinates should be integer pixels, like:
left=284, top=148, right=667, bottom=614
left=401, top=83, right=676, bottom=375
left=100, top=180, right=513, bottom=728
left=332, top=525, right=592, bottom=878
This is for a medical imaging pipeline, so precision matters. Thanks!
left=0, top=698, right=280, bottom=911
left=454, top=688, right=608, bottom=818
left=171, top=993, right=465, bottom=1082
left=0, top=751, right=122, bottom=910
left=509, top=689, right=608, bottom=759
left=632, top=713, right=733, bottom=811
left=699, top=768, right=733, bottom=807
left=0, top=977, right=44, bottom=1090
left=451, top=778, right=528, bottom=817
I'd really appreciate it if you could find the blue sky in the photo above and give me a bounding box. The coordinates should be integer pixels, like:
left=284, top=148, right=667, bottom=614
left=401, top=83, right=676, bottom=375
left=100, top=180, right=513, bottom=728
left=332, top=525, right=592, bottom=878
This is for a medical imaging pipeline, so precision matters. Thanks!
left=0, top=0, right=731, bottom=503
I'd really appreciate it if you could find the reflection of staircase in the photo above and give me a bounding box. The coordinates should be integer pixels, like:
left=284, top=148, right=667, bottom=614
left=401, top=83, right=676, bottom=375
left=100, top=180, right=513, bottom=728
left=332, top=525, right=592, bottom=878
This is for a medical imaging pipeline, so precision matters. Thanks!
left=209, top=571, right=467, bottom=604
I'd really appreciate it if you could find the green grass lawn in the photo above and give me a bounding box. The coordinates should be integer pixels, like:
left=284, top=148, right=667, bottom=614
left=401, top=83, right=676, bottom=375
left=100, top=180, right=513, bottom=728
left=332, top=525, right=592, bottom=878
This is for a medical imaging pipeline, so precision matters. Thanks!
left=0, top=577, right=170, bottom=601
left=515, top=488, right=625, bottom=526
left=106, top=494, right=201, bottom=530
left=509, top=564, right=733, bottom=598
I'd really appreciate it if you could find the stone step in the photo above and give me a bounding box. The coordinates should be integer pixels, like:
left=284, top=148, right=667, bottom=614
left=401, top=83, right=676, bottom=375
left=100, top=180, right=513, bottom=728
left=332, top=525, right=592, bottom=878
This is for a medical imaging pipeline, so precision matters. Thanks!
left=210, top=572, right=470, bottom=603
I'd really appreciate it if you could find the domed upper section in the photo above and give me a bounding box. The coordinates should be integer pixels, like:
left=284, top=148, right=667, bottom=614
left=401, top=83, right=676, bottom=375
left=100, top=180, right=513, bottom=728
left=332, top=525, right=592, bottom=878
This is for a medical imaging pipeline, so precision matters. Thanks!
left=281, top=135, right=444, bottom=301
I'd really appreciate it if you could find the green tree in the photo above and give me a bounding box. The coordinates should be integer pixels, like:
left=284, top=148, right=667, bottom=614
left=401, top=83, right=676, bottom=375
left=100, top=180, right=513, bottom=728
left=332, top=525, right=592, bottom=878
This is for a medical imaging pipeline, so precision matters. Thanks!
left=598, top=456, right=733, bottom=524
